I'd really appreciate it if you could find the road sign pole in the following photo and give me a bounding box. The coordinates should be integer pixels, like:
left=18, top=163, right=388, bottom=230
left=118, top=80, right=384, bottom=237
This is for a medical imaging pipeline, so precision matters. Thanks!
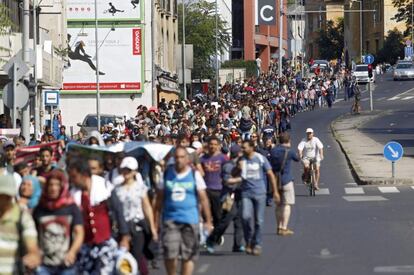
left=368, top=81, right=373, bottom=111
left=12, top=64, right=17, bottom=129
left=392, top=161, right=395, bottom=179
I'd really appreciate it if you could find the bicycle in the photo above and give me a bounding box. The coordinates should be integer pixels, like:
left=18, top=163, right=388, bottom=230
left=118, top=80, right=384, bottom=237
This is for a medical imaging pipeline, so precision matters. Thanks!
left=303, top=159, right=317, bottom=196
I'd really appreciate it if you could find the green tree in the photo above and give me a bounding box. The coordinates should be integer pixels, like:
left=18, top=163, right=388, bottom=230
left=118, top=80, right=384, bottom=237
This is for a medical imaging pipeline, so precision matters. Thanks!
left=0, top=3, right=13, bottom=63
left=178, top=0, right=231, bottom=80
left=392, top=0, right=414, bottom=37
left=376, top=29, right=405, bottom=64
left=315, top=18, right=344, bottom=60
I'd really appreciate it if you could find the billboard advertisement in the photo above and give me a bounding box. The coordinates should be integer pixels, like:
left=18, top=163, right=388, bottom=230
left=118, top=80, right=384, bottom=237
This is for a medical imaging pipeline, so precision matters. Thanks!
left=67, top=0, right=142, bottom=21
left=63, top=26, right=143, bottom=93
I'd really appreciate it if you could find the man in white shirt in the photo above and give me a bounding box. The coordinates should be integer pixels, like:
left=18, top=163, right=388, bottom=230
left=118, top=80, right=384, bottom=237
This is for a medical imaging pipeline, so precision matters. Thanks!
left=297, top=128, right=324, bottom=189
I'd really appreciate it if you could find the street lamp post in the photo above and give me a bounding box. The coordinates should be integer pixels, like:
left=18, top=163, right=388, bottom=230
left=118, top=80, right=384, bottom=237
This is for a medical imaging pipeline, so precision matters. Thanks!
left=215, top=0, right=219, bottom=99
left=94, top=0, right=101, bottom=131
left=182, top=0, right=187, bottom=99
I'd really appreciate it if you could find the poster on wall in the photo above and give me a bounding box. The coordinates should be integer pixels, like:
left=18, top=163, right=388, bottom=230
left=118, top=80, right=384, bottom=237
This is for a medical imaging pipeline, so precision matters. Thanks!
left=67, top=0, right=142, bottom=21
left=63, top=26, right=143, bottom=93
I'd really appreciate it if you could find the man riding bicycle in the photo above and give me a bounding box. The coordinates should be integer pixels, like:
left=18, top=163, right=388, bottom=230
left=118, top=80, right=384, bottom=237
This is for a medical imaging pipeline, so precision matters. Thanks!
left=297, top=128, right=324, bottom=190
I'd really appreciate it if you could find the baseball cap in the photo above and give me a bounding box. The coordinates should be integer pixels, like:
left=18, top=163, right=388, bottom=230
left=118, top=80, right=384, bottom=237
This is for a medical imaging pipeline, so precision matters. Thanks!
left=306, top=128, right=314, bottom=133
left=0, top=175, right=17, bottom=196
left=120, top=156, right=139, bottom=171
left=192, top=141, right=203, bottom=150
left=3, top=140, right=15, bottom=150
left=107, top=123, right=114, bottom=128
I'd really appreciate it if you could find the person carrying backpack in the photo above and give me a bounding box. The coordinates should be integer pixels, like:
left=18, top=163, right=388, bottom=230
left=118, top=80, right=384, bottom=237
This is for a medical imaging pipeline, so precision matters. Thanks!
left=154, top=147, right=212, bottom=275
left=270, top=133, right=300, bottom=236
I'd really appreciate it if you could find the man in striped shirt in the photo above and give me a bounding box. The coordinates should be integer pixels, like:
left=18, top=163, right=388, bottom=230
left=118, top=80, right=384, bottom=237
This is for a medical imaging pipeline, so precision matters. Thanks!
left=0, top=175, right=40, bottom=275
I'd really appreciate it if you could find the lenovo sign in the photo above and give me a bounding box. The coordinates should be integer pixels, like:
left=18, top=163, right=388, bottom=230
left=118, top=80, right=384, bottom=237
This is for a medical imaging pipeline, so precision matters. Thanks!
left=132, top=28, right=142, bottom=55
left=257, top=0, right=277, bottom=25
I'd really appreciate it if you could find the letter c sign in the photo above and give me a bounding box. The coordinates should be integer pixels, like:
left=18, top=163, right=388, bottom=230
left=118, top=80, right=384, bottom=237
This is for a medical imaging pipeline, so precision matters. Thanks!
left=257, top=0, right=277, bottom=25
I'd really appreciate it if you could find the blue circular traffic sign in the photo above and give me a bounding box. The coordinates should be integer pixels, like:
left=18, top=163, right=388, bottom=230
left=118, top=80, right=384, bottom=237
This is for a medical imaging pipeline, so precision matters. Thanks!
left=364, top=54, right=375, bottom=65
left=383, top=141, right=404, bottom=162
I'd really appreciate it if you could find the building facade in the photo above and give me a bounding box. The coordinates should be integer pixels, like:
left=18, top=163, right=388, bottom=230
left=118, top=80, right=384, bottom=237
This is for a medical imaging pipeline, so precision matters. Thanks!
left=0, top=0, right=66, bottom=131
left=344, top=0, right=405, bottom=62
left=154, top=0, right=180, bottom=103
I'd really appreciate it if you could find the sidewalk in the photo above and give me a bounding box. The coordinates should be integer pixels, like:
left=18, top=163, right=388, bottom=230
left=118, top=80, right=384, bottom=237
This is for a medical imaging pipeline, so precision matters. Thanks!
left=331, top=111, right=414, bottom=185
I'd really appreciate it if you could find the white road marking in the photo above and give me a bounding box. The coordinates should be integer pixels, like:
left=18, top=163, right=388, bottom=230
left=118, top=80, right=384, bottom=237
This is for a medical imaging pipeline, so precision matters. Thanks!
left=388, top=87, right=414, bottom=100
left=388, top=96, right=400, bottom=101
left=378, top=187, right=400, bottom=193
left=345, top=182, right=358, bottom=186
left=343, top=196, right=388, bottom=202
left=402, top=96, right=414, bottom=100
left=376, top=97, right=386, bottom=101
left=411, top=186, right=414, bottom=190
left=374, top=265, right=414, bottom=273
left=335, top=99, right=344, bottom=103
left=345, top=187, right=365, bottom=194
left=316, top=188, right=330, bottom=195
left=361, top=98, right=369, bottom=102
left=197, top=264, right=210, bottom=273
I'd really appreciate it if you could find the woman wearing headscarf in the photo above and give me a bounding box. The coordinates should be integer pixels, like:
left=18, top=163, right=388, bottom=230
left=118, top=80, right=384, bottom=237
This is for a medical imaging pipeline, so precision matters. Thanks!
left=33, top=170, right=84, bottom=275
left=17, top=175, right=42, bottom=211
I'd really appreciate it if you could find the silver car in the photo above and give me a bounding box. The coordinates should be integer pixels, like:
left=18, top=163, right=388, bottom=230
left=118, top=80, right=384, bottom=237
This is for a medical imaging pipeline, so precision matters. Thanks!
left=393, top=62, right=414, bottom=80
left=77, top=114, right=123, bottom=136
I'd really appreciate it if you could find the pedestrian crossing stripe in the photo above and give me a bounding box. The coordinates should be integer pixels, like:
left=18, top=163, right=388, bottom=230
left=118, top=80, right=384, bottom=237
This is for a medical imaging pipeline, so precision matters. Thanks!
left=298, top=186, right=414, bottom=196
left=402, top=96, right=414, bottom=100
left=343, top=196, right=388, bottom=202
left=345, top=187, right=364, bottom=194
left=378, top=187, right=400, bottom=193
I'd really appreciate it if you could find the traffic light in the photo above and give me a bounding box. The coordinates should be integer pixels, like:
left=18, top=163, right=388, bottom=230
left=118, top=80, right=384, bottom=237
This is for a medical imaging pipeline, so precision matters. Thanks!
left=368, top=64, right=373, bottom=78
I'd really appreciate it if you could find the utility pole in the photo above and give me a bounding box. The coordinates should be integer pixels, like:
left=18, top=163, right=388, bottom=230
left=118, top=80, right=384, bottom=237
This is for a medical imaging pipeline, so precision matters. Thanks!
left=215, top=0, right=219, bottom=99
left=33, top=0, right=39, bottom=140
left=181, top=0, right=187, bottom=99
left=94, top=0, right=101, bottom=131
left=151, top=0, right=157, bottom=106
left=411, top=0, right=413, bottom=43
left=359, top=0, right=363, bottom=59
left=279, top=0, right=283, bottom=76
left=21, top=0, right=30, bottom=143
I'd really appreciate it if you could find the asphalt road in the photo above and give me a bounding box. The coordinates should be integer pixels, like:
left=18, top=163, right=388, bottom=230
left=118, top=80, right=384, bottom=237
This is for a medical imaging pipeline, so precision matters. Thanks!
left=152, top=74, right=414, bottom=275
left=357, top=74, right=414, bottom=158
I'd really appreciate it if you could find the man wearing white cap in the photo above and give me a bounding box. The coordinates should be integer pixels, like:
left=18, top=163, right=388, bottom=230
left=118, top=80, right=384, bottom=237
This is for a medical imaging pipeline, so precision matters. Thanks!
left=297, top=128, right=324, bottom=190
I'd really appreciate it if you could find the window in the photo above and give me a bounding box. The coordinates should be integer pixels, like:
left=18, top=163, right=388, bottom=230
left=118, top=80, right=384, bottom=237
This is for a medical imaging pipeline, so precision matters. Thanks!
left=366, top=41, right=370, bottom=53
left=166, top=0, right=171, bottom=13
left=375, top=39, right=379, bottom=52
left=308, top=14, right=313, bottom=31
left=174, top=0, right=178, bottom=16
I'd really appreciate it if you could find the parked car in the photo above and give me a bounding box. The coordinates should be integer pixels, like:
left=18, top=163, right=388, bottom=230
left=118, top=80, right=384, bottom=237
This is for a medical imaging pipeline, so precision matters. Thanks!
left=310, top=60, right=330, bottom=71
left=352, top=64, right=375, bottom=83
left=77, top=114, right=123, bottom=136
left=393, top=61, right=414, bottom=80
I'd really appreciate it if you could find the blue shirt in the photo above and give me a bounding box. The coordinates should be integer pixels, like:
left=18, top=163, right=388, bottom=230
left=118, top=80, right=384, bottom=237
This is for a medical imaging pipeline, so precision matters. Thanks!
left=270, top=145, right=300, bottom=185
left=162, top=167, right=199, bottom=224
left=239, top=153, right=272, bottom=197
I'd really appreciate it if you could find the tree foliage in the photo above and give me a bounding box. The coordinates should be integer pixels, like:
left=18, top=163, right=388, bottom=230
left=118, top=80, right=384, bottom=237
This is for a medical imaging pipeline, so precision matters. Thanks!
left=315, top=18, right=344, bottom=60
left=376, top=29, right=405, bottom=64
left=221, top=60, right=257, bottom=78
left=392, top=0, right=413, bottom=36
left=178, top=0, right=231, bottom=80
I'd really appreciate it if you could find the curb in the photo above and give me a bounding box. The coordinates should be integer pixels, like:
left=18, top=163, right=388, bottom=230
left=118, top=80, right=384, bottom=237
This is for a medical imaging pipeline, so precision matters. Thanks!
left=330, top=112, right=414, bottom=186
